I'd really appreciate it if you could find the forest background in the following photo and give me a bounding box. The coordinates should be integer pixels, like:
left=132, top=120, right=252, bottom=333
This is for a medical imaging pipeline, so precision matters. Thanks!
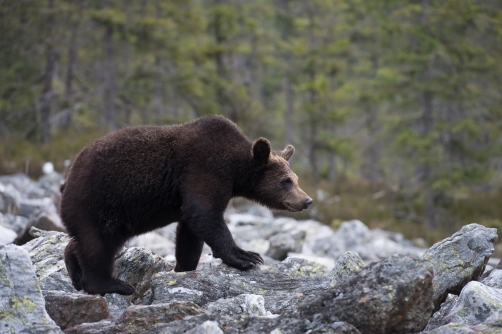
left=2, top=0, right=502, bottom=246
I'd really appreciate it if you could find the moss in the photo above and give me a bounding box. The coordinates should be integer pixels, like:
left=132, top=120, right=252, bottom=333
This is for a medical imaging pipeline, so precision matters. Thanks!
left=0, top=295, right=37, bottom=324
left=0, top=255, right=10, bottom=287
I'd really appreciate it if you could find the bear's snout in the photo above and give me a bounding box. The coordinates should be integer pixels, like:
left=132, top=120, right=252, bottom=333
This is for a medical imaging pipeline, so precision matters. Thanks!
left=305, top=197, right=313, bottom=208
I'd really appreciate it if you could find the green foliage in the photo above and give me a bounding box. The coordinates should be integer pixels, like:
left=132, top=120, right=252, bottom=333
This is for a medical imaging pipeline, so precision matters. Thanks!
left=1, top=0, right=502, bottom=235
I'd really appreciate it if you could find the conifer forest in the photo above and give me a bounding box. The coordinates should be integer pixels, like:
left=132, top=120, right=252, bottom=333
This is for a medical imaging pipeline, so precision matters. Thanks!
left=2, top=0, right=502, bottom=242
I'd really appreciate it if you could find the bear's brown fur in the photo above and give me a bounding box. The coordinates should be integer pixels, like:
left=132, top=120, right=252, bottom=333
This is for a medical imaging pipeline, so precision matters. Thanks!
left=60, top=115, right=312, bottom=295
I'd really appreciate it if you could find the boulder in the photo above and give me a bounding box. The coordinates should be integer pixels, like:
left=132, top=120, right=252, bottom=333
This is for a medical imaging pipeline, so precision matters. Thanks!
left=185, top=321, right=224, bottom=334
left=424, top=294, right=458, bottom=331
left=19, top=197, right=53, bottom=218
left=64, top=302, right=204, bottom=334
left=0, top=173, right=38, bottom=195
left=0, top=212, right=30, bottom=239
left=0, top=244, right=62, bottom=333
left=21, top=227, right=76, bottom=293
left=265, top=230, right=306, bottom=261
left=312, top=220, right=424, bottom=262
left=205, top=294, right=274, bottom=317
left=0, top=224, right=17, bottom=245
left=421, top=310, right=502, bottom=334
left=16, top=202, right=66, bottom=244
left=481, top=259, right=502, bottom=289
left=113, top=247, right=173, bottom=301
left=327, top=251, right=365, bottom=287
left=285, top=254, right=434, bottom=334
left=424, top=281, right=502, bottom=330
left=150, top=258, right=330, bottom=307
left=146, top=255, right=432, bottom=334
left=422, top=223, right=497, bottom=310
left=0, top=182, right=21, bottom=214
left=43, top=291, right=110, bottom=330
left=126, top=232, right=176, bottom=257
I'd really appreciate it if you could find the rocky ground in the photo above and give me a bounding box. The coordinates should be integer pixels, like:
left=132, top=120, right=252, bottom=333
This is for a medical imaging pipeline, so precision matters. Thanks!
left=1, top=172, right=502, bottom=333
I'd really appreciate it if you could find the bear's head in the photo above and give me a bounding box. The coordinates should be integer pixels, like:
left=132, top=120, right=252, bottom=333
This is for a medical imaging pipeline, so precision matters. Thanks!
left=250, top=138, right=313, bottom=212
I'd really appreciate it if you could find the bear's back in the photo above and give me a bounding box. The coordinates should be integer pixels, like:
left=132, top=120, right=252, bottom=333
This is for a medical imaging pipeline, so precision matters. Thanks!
left=64, top=116, right=250, bottom=204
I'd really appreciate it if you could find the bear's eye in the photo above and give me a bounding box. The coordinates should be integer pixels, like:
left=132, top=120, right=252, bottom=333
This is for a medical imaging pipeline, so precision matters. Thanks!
left=281, top=178, right=293, bottom=185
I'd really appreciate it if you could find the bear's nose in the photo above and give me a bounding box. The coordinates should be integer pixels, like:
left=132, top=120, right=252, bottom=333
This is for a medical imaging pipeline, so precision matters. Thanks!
left=305, top=198, right=313, bottom=208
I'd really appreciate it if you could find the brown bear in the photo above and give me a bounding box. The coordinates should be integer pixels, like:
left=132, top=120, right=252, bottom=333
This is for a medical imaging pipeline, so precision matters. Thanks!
left=60, top=115, right=312, bottom=296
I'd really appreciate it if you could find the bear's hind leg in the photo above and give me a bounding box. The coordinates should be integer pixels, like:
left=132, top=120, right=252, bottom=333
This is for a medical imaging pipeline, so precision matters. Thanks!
left=64, top=239, right=83, bottom=291
left=76, top=230, right=135, bottom=296
left=174, top=222, right=204, bottom=272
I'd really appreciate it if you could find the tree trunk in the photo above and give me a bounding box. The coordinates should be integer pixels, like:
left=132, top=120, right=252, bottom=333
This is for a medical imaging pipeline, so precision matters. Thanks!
left=421, top=89, right=435, bottom=230
left=40, top=0, right=55, bottom=143
left=154, top=0, right=164, bottom=123
left=307, top=8, right=319, bottom=181
left=63, top=3, right=80, bottom=130
left=212, top=0, right=236, bottom=121
left=309, top=119, right=319, bottom=181
left=103, top=0, right=118, bottom=132
left=365, top=103, right=382, bottom=181
left=283, top=75, right=294, bottom=146
left=328, top=152, right=337, bottom=182
left=420, top=0, right=436, bottom=230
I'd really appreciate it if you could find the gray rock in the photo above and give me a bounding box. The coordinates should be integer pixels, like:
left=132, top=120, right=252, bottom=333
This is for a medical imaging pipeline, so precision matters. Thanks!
left=153, top=311, right=361, bottom=334
left=327, top=251, right=365, bottom=287
left=17, top=202, right=66, bottom=244
left=0, top=244, right=62, bottom=333
left=481, top=261, right=502, bottom=289
left=38, top=171, right=64, bottom=192
left=0, top=173, right=38, bottom=195
left=425, top=294, right=459, bottom=331
left=262, top=292, right=305, bottom=314
left=150, top=261, right=329, bottom=307
left=155, top=314, right=214, bottom=334
left=422, top=223, right=497, bottom=310
left=104, top=293, right=133, bottom=319
left=43, top=290, right=110, bottom=330
left=154, top=223, right=178, bottom=242
left=19, top=197, right=53, bottom=218
left=312, top=220, right=424, bottom=262
left=205, top=294, right=273, bottom=317
left=424, top=281, right=502, bottom=330
left=127, top=232, right=176, bottom=257
left=226, top=213, right=283, bottom=242
left=265, top=230, right=306, bottom=261
left=0, top=224, right=17, bottom=245
left=63, top=321, right=115, bottom=334
left=269, top=257, right=328, bottom=277
left=21, top=228, right=76, bottom=293
left=21, top=228, right=174, bottom=320
left=287, top=254, right=434, bottom=334
left=113, top=247, right=173, bottom=301
left=421, top=310, right=502, bottom=334
left=185, top=321, right=224, bottom=334
left=29, top=203, right=65, bottom=232
left=65, top=301, right=204, bottom=334
left=150, top=255, right=433, bottom=334
left=0, top=182, right=21, bottom=214
left=291, top=219, right=336, bottom=254
left=285, top=252, right=335, bottom=269
left=0, top=212, right=30, bottom=238
left=328, top=322, right=362, bottom=334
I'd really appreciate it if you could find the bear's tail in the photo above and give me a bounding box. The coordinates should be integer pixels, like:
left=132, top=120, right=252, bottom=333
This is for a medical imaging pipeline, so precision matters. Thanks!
left=60, top=183, right=66, bottom=193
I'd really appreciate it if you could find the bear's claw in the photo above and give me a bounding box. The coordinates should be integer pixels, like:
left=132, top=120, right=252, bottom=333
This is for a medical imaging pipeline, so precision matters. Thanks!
left=221, top=247, right=264, bottom=270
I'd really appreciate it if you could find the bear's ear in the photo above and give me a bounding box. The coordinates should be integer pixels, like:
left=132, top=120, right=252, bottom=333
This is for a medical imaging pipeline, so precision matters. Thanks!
left=252, top=137, right=271, bottom=164
left=281, top=145, right=295, bottom=161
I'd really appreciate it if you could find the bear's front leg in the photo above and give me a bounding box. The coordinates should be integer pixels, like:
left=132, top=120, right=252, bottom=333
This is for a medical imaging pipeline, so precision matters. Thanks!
left=180, top=201, right=263, bottom=271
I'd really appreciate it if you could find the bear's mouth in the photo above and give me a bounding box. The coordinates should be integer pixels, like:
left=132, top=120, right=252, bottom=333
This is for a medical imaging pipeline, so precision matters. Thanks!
left=284, top=203, right=303, bottom=212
